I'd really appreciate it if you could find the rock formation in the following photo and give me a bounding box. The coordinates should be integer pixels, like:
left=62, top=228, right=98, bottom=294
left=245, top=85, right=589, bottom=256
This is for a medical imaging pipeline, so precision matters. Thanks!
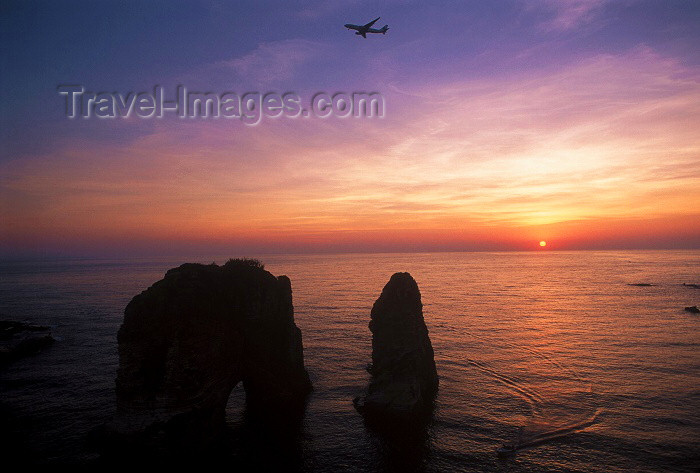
left=684, top=305, right=699, bottom=313
left=354, top=272, right=438, bottom=419
left=106, top=259, right=311, bottom=451
left=0, top=319, right=54, bottom=364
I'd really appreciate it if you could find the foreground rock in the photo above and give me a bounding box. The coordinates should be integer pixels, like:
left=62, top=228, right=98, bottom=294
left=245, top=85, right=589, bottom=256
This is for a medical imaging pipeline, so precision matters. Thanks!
left=104, top=259, right=311, bottom=453
left=354, top=272, right=438, bottom=420
left=684, top=305, right=700, bottom=314
left=0, top=320, right=54, bottom=364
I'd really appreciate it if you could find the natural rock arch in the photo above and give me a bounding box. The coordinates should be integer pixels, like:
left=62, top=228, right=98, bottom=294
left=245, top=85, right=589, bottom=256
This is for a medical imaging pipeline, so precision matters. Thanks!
left=108, top=259, right=311, bottom=450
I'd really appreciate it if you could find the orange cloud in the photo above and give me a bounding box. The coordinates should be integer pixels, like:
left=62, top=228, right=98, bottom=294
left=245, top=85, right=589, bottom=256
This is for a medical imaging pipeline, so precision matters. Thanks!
left=1, top=47, right=698, bottom=255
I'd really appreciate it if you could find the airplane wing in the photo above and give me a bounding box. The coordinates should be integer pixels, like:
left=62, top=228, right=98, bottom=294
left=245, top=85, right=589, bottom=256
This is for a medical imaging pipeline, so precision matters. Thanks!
left=363, top=17, right=380, bottom=28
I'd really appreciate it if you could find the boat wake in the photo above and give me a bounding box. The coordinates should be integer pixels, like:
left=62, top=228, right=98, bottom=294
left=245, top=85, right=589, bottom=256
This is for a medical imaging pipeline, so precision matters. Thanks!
left=512, top=407, right=602, bottom=452
left=451, top=332, right=602, bottom=454
left=467, top=331, right=592, bottom=393
left=465, top=358, right=547, bottom=415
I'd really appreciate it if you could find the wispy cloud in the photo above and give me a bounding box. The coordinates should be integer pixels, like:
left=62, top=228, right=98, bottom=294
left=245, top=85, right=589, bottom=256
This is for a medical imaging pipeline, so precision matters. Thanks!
left=295, top=0, right=363, bottom=20
left=1, top=46, right=698, bottom=251
left=525, top=0, right=611, bottom=31
left=217, top=39, right=327, bottom=85
left=372, top=46, right=699, bottom=224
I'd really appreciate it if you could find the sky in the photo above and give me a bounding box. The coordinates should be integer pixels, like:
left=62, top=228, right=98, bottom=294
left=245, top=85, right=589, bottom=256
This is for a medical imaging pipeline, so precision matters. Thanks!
left=1, top=0, right=699, bottom=257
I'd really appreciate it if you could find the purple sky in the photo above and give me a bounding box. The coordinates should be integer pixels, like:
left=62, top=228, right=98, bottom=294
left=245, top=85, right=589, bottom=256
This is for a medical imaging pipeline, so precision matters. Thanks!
left=1, top=1, right=699, bottom=257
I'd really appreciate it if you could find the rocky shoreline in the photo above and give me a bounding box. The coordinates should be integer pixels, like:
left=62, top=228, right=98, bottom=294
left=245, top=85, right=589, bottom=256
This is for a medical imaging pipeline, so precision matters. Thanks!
left=0, top=319, right=54, bottom=364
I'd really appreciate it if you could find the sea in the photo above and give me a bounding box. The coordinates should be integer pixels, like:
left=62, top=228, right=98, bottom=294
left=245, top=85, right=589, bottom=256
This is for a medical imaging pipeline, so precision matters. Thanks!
left=0, top=250, right=698, bottom=471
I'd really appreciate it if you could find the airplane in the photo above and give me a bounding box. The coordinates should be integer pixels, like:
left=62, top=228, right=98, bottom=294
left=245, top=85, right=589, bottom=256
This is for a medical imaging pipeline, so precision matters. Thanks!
left=344, top=17, right=389, bottom=38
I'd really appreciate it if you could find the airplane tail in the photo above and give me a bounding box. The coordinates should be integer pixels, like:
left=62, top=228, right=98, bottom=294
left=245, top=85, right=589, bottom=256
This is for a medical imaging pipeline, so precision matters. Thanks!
left=381, top=25, right=389, bottom=34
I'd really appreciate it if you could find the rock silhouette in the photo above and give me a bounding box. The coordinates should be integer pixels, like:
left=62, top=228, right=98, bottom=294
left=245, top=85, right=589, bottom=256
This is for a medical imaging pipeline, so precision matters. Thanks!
left=106, top=259, right=311, bottom=452
left=0, top=319, right=54, bottom=364
left=354, top=272, right=438, bottom=419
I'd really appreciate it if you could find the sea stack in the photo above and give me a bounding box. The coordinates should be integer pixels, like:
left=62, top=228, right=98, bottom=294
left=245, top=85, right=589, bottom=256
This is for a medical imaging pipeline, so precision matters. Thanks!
left=354, top=272, right=438, bottom=419
left=107, top=259, right=311, bottom=451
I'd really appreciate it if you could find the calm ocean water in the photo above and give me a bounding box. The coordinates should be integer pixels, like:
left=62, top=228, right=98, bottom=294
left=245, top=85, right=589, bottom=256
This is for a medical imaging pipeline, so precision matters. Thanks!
left=0, top=251, right=698, bottom=471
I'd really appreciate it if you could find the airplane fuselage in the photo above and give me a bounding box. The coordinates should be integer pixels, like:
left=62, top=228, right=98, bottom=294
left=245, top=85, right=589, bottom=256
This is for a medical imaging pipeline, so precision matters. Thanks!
left=344, top=18, right=388, bottom=38
left=345, top=25, right=386, bottom=33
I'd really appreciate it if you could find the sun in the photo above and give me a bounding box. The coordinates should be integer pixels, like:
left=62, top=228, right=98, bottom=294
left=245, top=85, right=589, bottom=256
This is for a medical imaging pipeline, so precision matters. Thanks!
left=539, top=240, right=547, bottom=247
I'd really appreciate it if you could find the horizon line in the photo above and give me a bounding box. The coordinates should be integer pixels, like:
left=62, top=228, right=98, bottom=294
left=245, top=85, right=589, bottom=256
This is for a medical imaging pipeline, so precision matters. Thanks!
left=1, top=246, right=699, bottom=263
